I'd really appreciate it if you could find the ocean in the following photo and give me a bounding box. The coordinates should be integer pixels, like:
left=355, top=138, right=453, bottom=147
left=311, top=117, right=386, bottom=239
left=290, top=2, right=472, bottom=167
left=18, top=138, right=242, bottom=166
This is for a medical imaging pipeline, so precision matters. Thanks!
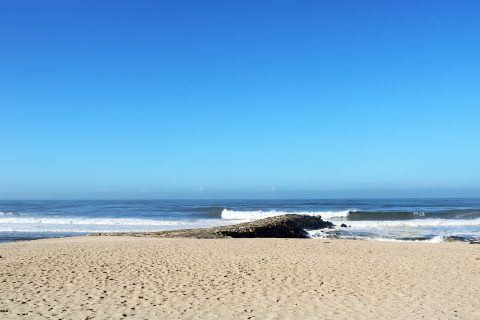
left=1, top=198, right=479, bottom=243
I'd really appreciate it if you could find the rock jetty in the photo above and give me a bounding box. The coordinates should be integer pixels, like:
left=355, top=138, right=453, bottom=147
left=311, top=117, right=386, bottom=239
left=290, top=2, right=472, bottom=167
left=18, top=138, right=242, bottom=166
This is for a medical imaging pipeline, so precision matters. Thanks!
left=95, top=214, right=333, bottom=239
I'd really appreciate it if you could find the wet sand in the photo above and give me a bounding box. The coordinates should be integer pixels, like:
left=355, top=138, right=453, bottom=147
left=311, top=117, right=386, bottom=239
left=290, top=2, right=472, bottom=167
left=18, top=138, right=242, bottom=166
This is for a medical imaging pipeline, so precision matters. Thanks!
left=1, top=236, right=479, bottom=319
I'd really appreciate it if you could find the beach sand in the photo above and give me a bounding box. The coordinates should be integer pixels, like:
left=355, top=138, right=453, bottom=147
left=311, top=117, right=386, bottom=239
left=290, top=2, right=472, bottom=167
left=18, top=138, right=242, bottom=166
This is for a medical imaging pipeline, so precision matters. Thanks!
left=1, top=236, right=479, bottom=319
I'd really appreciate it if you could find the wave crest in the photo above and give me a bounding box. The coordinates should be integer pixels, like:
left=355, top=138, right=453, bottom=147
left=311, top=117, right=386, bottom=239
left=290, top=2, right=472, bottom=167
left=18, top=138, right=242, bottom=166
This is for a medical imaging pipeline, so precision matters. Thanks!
left=347, top=218, right=480, bottom=228
left=0, top=216, right=231, bottom=233
left=0, top=217, right=190, bottom=226
left=0, top=211, right=19, bottom=216
left=220, top=209, right=351, bottom=220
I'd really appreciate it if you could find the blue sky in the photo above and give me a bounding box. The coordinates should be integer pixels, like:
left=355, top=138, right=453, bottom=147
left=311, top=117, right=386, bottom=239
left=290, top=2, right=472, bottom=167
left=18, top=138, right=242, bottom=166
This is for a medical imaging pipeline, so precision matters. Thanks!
left=1, top=0, right=479, bottom=199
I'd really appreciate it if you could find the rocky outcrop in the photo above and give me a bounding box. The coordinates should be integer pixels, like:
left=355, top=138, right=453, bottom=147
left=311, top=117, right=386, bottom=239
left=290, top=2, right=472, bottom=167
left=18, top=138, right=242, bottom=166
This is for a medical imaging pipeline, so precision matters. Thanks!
left=96, top=214, right=333, bottom=239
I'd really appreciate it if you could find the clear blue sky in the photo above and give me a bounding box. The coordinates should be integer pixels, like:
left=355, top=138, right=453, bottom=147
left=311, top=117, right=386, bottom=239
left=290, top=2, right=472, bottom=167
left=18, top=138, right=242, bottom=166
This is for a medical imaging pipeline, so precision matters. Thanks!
left=1, top=0, right=479, bottom=199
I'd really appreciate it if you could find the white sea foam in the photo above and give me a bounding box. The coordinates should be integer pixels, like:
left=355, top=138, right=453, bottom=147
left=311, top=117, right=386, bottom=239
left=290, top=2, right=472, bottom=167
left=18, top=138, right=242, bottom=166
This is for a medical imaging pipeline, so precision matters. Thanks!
left=425, top=236, right=446, bottom=243
left=220, top=209, right=351, bottom=220
left=0, top=217, right=187, bottom=226
left=365, top=236, right=448, bottom=243
left=307, top=218, right=480, bottom=243
left=0, top=216, right=231, bottom=233
left=0, top=211, right=17, bottom=216
left=345, top=218, right=480, bottom=228
left=307, top=231, right=450, bottom=243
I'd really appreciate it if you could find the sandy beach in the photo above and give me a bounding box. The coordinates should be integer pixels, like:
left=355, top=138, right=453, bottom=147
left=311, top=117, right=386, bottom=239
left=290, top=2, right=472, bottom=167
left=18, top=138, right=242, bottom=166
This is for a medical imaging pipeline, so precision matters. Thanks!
left=1, top=236, right=479, bottom=319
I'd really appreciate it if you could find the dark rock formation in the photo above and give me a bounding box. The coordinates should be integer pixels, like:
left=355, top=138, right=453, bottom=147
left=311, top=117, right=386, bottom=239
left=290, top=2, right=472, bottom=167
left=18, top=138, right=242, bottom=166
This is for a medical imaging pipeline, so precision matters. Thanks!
left=95, top=214, right=333, bottom=239
left=340, top=223, right=348, bottom=228
left=445, top=236, right=469, bottom=242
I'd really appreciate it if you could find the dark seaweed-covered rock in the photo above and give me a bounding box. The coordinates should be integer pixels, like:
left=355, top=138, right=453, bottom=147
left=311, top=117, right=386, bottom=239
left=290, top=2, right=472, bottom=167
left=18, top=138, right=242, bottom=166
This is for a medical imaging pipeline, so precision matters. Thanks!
left=340, top=223, right=348, bottom=228
left=444, top=236, right=469, bottom=242
left=95, top=214, right=333, bottom=239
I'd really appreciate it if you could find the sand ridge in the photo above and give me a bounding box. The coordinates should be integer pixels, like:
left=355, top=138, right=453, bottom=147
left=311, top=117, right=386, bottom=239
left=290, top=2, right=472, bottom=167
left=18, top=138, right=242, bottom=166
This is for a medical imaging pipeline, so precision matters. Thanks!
left=1, top=236, right=480, bottom=319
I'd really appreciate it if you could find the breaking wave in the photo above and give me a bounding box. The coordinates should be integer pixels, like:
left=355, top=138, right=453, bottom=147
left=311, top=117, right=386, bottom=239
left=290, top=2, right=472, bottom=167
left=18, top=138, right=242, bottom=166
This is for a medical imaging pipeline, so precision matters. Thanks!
left=348, top=209, right=480, bottom=220
left=0, top=217, right=188, bottom=226
left=0, top=211, right=20, bottom=216
left=0, top=216, right=229, bottom=233
left=346, top=218, right=480, bottom=228
left=221, top=208, right=480, bottom=221
left=221, top=209, right=350, bottom=220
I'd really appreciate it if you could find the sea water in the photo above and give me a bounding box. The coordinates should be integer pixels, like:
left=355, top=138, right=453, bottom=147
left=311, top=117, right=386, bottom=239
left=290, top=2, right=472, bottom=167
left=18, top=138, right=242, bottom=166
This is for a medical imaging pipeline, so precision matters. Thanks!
left=1, top=198, right=479, bottom=243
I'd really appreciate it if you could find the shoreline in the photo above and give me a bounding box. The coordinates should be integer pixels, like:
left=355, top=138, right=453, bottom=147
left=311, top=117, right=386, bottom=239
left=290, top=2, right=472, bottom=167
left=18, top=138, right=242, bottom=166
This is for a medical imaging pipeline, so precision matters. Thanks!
left=1, top=236, right=480, bottom=319
left=2, top=232, right=480, bottom=245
